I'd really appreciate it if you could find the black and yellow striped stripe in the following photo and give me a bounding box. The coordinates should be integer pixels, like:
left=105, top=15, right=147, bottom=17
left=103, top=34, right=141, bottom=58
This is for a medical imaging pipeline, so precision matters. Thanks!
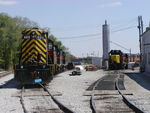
left=22, top=29, right=44, bottom=36
left=21, top=39, right=47, bottom=64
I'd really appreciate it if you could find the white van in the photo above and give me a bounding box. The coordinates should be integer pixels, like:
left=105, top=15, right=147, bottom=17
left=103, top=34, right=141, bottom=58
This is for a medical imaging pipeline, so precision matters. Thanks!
left=72, top=67, right=82, bottom=75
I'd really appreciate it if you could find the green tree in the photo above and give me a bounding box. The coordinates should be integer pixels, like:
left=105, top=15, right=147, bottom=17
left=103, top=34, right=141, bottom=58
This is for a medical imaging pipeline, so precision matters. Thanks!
left=0, top=13, right=39, bottom=70
left=0, top=13, right=75, bottom=70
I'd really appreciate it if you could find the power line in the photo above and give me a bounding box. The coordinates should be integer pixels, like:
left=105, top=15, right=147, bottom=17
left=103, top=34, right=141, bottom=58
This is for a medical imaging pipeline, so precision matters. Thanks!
left=111, top=18, right=137, bottom=29
left=57, top=33, right=101, bottom=39
left=51, top=24, right=100, bottom=33
left=63, top=37, right=101, bottom=43
left=57, top=25, right=136, bottom=40
left=55, top=19, right=137, bottom=40
left=111, top=25, right=137, bottom=33
left=110, top=41, right=130, bottom=51
left=51, top=18, right=137, bottom=33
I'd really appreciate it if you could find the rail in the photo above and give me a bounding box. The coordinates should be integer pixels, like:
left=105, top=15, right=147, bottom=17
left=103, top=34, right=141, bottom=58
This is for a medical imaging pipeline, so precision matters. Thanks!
left=39, top=83, right=75, bottom=113
left=90, top=77, right=104, bottom=113
left=20, top=86, right=28, bottom=113
left=115, top=79, right=145, bottom=113
left=0, top=71, right=12, bottom=78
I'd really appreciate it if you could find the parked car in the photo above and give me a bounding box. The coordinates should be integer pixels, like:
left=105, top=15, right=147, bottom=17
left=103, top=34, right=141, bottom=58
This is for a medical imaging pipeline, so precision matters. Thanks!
left=72, top=67, right=81, bottom=75
left=85, top=65, right=98, bottom=71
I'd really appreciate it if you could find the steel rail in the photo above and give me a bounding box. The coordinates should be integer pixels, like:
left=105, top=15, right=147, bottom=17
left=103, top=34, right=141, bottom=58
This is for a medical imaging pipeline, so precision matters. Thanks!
left=115, top=79, right=145, bottom=113
left=90, top=77, right=105, bottom=113
left=20, top=86, right=28, bottom=113
left=39, top=83, right=75, bottom=113
left=0, top=71, right=12, bottom=78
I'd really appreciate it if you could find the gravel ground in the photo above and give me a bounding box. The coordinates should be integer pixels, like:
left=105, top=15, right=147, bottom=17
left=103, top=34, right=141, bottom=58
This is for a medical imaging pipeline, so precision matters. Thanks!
left=0, top=71, right=5, bottom=74
left=48, top=69, right=107, bottom=113
left=0, top=74, right=23, bottom=113
left=124, top=68, right=150, bottom=112
left=0, top=70, right=107, bottom=113
left=23, top=88, right=63, bottom=113
left=93, top=94, right=134, bottom=113
left=3, top=68, right=149, bottom=113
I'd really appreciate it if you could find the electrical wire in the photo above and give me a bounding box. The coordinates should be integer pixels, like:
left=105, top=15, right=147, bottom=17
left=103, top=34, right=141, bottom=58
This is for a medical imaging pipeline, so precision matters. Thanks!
left=57, top=33, right=101, bottom=39
left=51, top=18, right=137, bottom=33
left=111, top=25, right=137, bottom=33
left=111, top=18, right=137, bottom=29
left=110, top=41, right=130, bottom=51
left=50, top=24, right=100, bottom=33
left=63, top=37, right=101, bottom=43
left=57, top=25, right=136, bottom=40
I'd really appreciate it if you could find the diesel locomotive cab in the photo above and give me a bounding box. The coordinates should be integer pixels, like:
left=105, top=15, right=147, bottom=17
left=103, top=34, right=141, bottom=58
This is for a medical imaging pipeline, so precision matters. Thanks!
left=15, top=28, right=52, bottom=84
left=108, top=50, right=128, bottom=70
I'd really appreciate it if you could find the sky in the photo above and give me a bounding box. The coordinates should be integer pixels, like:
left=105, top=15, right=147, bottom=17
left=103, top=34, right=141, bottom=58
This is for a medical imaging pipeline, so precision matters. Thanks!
left=0, top=0, right=150, bottom=57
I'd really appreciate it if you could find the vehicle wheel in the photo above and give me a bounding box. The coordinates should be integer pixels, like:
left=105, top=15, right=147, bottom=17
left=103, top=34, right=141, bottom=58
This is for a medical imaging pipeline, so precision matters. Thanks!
left=72, top=72, right=75, bottom=75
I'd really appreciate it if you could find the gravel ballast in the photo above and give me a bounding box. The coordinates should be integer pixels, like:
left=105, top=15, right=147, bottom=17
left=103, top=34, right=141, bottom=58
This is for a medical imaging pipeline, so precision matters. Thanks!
left=48, top=70, right=106, bottom=113
left=2, top=68, right=150, bottom=113
left=0, top=70, right=107, bottom=113
left=0, top=74, right=23, bottom=113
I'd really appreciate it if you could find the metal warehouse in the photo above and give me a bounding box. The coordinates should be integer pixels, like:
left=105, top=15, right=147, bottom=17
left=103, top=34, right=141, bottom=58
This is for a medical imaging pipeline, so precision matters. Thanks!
left=141, top=27, right=150, bottom=72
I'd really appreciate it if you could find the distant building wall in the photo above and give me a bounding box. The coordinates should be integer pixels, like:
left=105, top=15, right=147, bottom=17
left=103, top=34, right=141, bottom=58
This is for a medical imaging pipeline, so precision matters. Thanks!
left=92, top=57, right=102, bottom=67
left=141, top=28, right=150, bottom=72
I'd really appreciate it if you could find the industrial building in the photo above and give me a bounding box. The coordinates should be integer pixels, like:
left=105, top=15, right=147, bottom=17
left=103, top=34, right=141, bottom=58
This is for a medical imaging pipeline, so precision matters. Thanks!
left=91, top=57, right=102, bottom=67
left=79, top=57, right=102, bottom=67
left=141, top=27, right=150, bottom=72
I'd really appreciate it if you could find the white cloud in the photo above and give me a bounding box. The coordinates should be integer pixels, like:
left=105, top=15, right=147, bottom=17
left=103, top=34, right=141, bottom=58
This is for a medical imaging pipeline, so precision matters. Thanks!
left=0, top=0, right=17, bottom=5
left=99, top=2, right=122, bottom=8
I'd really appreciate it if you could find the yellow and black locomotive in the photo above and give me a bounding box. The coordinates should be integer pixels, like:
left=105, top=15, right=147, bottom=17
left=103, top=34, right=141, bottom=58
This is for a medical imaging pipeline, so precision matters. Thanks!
left=14, top=28, right=66, bottom=84
left=108, top=50, right=128, bottom=70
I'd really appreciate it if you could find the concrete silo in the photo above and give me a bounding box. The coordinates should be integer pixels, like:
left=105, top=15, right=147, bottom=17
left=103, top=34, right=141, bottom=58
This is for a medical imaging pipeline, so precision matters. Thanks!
left=102, top=20, right=110, bottom=69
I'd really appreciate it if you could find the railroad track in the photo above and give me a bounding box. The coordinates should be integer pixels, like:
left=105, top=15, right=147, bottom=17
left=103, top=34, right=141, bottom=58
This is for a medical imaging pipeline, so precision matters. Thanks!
left=115, top=79, right=145, bottom=113
left=90, top=71, right=145, bottom=113
left=0, top=71, right=12, bottom=78
left=20, top=84, right=75, bottom=113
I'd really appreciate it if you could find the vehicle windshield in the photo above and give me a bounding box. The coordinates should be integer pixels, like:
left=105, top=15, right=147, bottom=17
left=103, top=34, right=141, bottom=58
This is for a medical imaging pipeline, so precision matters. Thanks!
left=75, top=67, right=80, bottom=71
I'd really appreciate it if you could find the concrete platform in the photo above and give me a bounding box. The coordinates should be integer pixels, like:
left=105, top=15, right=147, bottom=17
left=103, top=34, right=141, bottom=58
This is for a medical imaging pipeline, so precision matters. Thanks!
left=123, top=69, right=150, bottom=112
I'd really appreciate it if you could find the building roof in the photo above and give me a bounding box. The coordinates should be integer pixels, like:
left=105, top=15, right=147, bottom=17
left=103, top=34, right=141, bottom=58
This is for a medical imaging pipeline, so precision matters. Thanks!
left=142, top=27, right=150, bottom=36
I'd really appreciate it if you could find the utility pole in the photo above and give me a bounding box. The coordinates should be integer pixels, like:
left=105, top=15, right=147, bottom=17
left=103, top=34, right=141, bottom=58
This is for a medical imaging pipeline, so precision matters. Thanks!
left=130, top=48, right=131, bottom=62
left=138, top=16, right=144, bottom=72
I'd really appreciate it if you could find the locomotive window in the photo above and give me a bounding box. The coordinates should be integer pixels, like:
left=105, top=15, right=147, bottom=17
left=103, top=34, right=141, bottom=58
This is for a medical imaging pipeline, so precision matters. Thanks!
left=48, top=44, right=53, bottom=49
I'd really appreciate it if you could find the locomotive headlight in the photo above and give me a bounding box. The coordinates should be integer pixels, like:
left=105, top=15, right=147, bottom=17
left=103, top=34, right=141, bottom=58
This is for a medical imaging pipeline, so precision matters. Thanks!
left=21, top=66, right=23, bottom=69
left=43, top=65, right=46, bottom=69
left=32, top=32, right=35, bottom=35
